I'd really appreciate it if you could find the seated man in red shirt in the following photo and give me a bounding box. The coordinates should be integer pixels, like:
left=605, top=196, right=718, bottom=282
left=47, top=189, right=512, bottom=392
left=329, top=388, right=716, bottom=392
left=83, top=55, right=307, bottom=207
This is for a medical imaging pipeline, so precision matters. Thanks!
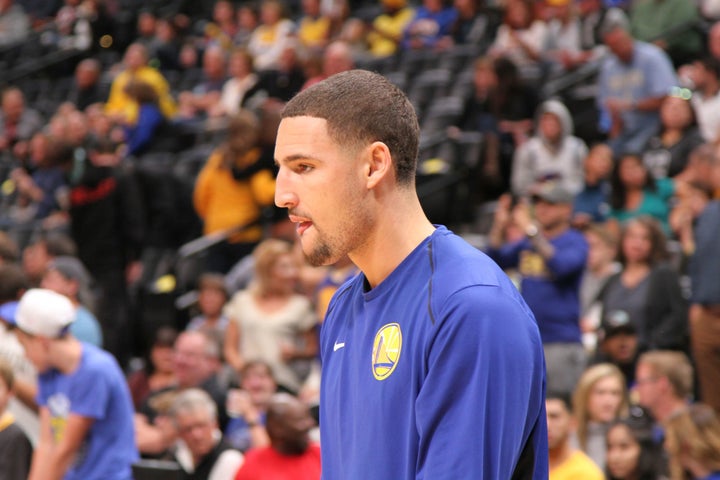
left=234, top=393, right=320, bottom=480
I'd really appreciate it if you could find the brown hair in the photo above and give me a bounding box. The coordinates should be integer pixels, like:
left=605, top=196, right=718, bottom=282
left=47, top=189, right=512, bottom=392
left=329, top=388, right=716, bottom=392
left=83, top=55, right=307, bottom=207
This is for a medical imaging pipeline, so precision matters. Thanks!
left=665, top=404, right=720, bottom=480
left=282, top=69, right=420, bottom=186
left=617, top=216, right=669, bottom=267
left=252, top=238, right=295, bottom=291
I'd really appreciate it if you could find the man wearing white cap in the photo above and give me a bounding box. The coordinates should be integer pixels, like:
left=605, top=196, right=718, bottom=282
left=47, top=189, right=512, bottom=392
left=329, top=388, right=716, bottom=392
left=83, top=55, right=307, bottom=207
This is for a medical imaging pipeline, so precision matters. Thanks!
left=14, top=288, right=138, bottom=480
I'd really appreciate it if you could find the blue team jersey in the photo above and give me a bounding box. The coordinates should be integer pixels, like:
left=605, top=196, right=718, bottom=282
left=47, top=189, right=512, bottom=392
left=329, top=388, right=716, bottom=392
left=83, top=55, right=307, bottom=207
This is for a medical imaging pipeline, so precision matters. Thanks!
left=319, top=226, right=548, bottom=480
left=38, top=343, right=139, bottom=480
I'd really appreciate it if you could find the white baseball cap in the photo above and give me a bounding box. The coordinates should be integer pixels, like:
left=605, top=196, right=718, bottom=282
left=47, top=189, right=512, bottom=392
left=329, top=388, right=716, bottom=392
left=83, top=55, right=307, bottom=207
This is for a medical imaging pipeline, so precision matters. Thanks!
left=16, top=289, right=76, bottom=338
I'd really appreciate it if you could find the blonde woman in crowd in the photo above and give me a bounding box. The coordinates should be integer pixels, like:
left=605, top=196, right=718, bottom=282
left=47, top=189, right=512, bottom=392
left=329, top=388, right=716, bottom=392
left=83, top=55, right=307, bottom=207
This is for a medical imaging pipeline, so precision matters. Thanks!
left=664, top=403, right=720, bottom=480
left=573, top=363, right=629, bottom=470
left=223, top=239, right=319, bottom=394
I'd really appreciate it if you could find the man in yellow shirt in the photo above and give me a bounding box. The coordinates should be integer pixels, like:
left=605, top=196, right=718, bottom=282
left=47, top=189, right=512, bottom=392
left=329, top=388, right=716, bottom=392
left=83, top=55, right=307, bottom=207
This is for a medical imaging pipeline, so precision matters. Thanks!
left=547, top=392, right=604, bottom=480
left=105, top=42, right=177, bottom=124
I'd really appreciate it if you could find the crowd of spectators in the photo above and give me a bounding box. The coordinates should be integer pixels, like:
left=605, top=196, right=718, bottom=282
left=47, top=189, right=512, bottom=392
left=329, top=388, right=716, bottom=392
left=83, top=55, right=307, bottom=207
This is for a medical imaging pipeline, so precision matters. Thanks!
left=1, top=0, right=720, bottom=478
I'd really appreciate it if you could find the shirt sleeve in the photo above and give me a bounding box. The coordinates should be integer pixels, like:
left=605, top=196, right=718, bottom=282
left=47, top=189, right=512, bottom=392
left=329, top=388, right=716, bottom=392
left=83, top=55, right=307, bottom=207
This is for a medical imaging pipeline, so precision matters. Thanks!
left=414, top=285, right=548, bottom=478
left=69, top=360, right=111, bottom=420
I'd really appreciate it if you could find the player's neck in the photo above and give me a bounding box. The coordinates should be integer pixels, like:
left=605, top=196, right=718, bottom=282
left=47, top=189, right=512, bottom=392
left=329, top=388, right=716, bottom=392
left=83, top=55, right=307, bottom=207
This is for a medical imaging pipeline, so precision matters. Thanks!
left=352, top=195, right=434, bottom=289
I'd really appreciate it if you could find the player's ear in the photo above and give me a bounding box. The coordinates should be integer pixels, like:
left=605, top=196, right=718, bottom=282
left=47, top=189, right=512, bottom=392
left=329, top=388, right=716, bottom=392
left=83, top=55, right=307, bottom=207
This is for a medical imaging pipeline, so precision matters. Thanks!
left=365, top=141, right=392, bottom=189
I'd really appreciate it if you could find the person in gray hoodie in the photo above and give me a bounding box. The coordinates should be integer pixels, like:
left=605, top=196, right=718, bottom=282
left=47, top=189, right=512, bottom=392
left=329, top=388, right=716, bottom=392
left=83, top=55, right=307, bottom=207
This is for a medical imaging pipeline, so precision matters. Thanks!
left=511, top=99, right=588, bottom=198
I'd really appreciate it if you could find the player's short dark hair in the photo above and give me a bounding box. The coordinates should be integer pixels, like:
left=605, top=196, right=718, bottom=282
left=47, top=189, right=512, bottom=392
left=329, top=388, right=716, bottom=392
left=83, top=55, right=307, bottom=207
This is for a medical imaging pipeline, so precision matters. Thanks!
left=282, top=69, right=420, bottom=186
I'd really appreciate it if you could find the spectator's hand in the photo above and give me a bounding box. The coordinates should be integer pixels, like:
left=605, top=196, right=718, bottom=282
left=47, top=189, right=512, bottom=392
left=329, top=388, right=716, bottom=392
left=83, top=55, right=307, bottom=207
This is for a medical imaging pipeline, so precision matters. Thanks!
left=492, top=194, right=513, bottom=229
left=226, top=389, right=261, bottom=423
left=511, top=199, right=533, bottom=232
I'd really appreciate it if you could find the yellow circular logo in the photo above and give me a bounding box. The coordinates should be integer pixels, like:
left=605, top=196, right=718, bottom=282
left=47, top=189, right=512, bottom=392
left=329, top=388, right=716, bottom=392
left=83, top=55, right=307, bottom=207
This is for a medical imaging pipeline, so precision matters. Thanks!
left=372, top=323, right=402, bottom=380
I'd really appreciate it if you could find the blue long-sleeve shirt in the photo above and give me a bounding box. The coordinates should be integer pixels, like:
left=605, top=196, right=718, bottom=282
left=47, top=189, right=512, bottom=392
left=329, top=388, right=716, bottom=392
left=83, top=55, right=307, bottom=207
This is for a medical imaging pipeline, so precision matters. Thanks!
left=487, top=228, right=588, bottom=344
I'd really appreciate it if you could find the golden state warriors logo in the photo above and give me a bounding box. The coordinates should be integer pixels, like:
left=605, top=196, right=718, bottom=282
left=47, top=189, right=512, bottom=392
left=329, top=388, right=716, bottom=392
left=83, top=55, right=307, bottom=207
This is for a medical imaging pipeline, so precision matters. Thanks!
left=372, top=323, right=402, bottom=380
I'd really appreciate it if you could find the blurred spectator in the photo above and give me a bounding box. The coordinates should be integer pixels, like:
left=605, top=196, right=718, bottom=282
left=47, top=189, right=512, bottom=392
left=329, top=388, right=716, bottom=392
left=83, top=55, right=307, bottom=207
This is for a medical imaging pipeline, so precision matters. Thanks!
left=546, top=391, right=604, bottom=480
left=605, top=411, right=668, bottom=480
left=67, top=58, right=105, bottom=111
left=121, top=79, right=177, bottom=157
left=233, top=4, right=259, bottom=48
left=223, top=239, right=318, bottom=394
left=688, top=57, right=720, bottom=144
left=224, top=360, right=276, bottom=452
left=233, top=392, right=320, bottom=480
left=214, top=48, right=265, bottom=117
left=642, top=95, right=703, bottom=180
left=16, top=0, right=61, bottom=27
left=134, top=9, right=158, bottom=51
left=664, top=403, right=720, bottom=480
left=51, top=0, right=96, bottom=52
left=366, top=0, right=415, bottom=57
left=7, top=133, right=69, bottom=237
left=629, top=0, right=702, bottom=67
left=126, top=326, right=178, bottom=410
left=597, top=216, right=688, bottom=353
left=40, top=255, right=102, bottom=347
left=0, top=357, right=32, bottom=480
left=150, top=16, right=182, bottom=72
left=301, top=40, right=355, bottom=90
left=186, top=273, right=230, bottom=351
left=592, top=308, right=640, bottom=387
left=177, top=45, right=227, bottom=120
left=487, top=184, right=588, bottom=397
left=296, top=0, right=331, bottom=52
left=573, top=0, right=611, bottom=67
left=67, top=138, right=145, bottom=364
left=452, top=56, right=540, bottom=198
left=0, top=231, right=19, bottom=264
left=400, top=0, right=457, bottom=50
left=105, top=42, right=178, bottom=124
left=21, top=231, right=76, bottom=286
left=572, top=363, right=629, bottom=470
left=572, top=143, right=613, bottom=228
left=248, top=0, right=295, bottom=72
left=136, top=330, right=228, bottom=456
left=510, top=99, right=588, bottom=197
left=255, top=45, right=306, bottom=102
left=205, top=0, right=238, bottom=51
left=679, top=148, right=720, bottom=413
left=579, top=223, right=619, bottom=345
left=193, top=110, right=275, bottom=274
left=0, top=87, right=44, bottom=161
left=170, top=388, right=244, bottom=480
left=488, top=0, right=549, bottom=81
left=635, top=350, right=693, bottom=425
left=608, top=152, right=677, bottom=233
left=0, top=263, right=38, bottom=444
left=598, top=17, right=677, bottom=156
left=15, top=288, right=139, bottom=479
left=543, top=0, right=581, bottom=75
left=0, top=0, right=30, bottom=47
left=444, top=0, right=492, bottom=47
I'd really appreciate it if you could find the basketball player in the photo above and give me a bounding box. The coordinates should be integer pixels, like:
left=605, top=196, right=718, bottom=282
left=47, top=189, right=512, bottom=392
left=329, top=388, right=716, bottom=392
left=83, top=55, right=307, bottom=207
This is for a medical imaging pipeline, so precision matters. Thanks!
left=274, top=70, right=548, bottom=479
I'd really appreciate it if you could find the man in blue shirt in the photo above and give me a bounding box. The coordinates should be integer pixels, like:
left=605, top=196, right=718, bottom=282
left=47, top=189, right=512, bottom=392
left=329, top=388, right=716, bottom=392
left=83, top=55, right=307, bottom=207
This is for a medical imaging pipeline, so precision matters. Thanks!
left=597, top=14, right=677, bottom=156
left=487, top=183, right=588, bottom=398
left=14, top=288, right=138, bottom=480
left=274, top=70, right=548, bottom=479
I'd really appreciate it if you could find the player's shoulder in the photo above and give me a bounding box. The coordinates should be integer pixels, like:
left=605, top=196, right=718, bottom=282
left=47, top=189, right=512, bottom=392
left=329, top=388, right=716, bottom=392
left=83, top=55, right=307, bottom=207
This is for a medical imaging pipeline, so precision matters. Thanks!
left=429, top=227, right=512, bottom=291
